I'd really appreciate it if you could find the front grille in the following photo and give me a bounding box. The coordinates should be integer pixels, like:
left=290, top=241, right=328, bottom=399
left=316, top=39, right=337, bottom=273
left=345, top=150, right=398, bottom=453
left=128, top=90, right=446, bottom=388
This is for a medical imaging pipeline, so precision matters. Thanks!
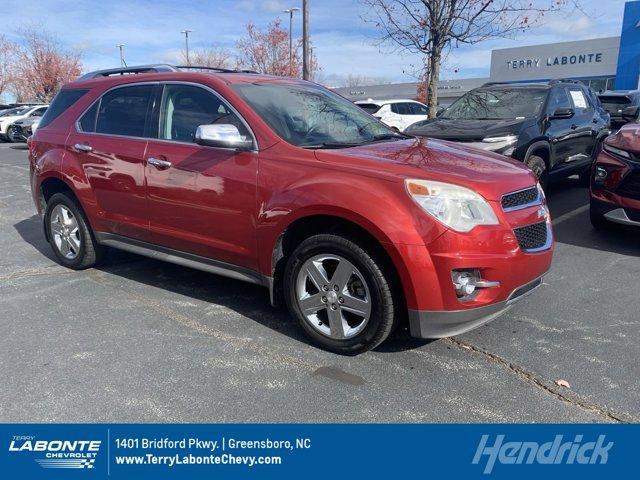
left=501, top=186, right=539, bottom=211
left=513, top=221, right=548, bottom=251
left=616, top=170, right=640, bottom=200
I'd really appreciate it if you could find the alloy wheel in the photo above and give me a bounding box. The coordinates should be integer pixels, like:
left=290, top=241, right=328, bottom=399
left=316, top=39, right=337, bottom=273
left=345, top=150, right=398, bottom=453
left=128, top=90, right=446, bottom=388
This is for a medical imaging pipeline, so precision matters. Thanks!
left=50, top=204, right=81, bottom=260
left=295, top=254, right=372, bottom=340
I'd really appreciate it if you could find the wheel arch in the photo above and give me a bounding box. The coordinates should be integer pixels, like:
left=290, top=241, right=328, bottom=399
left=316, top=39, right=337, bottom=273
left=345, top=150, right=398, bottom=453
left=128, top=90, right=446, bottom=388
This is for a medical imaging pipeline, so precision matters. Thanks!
left=524, top=140, right=552, bottom=169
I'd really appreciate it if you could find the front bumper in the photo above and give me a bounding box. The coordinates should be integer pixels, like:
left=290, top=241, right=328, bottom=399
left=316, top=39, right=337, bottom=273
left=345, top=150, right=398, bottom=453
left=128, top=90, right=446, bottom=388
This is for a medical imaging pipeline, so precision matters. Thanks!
left=408, top=277, right=543, bottom=338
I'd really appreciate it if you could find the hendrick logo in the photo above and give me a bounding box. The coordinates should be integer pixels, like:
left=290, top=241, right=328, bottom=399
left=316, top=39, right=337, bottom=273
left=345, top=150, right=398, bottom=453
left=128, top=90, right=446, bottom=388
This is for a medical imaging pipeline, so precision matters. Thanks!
left=472, top=434, right=613, bottom=474
left=9, top=436, right=101, bottom=470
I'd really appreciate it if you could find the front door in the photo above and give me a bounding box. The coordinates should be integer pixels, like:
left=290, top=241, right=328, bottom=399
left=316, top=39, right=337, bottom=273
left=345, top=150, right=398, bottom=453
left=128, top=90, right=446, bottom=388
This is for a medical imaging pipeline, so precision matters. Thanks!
left=67, top=83, right=156, bottom=240
left=144, top=83, right=259, bottom=270
left=545, top=86, right=584, bottom=170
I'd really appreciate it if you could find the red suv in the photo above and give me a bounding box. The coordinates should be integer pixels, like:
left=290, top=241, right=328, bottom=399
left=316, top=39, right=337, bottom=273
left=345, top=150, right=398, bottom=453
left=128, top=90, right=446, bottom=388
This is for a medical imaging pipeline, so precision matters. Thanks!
left=590, top=108, right=640, bottom=230
left=28, top=65, right=554, bottom=354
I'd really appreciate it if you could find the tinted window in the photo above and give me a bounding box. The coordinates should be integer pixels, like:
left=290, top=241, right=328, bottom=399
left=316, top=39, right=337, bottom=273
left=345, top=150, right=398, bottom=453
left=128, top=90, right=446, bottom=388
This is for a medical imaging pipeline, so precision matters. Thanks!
left=79, top=102, right=99, bottom=132
left=356, top=103, right=381, bottom=114
left=408, top=103, right=428, bottom=115
left=31, top=107, right=47, bottom=117
left=159, top=84, right=249, bottom=143
left=391, top=103, right=411, bottom=115
left=547, top=88, right=572, bottom=112
left=38, top=90, right=87, bottom=129
left=95, top=85, right=154, bottom=137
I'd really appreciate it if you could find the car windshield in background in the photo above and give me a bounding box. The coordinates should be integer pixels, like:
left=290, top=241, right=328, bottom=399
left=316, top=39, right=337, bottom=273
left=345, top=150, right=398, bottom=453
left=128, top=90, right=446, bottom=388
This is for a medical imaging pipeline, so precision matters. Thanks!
left=232, top=83, right=398, bottom=148
left=0, top=106, right=31, bottom=117
left=442, top=88, right=547, bottom=120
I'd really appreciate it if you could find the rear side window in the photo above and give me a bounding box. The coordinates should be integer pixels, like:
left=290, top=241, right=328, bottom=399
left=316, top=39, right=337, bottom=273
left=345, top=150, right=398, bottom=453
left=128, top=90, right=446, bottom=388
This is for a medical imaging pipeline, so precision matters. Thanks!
left=357, top=103, right=381, bottom=114
left=38, top=89, right=88, bottom=129
left=80, top=85, right=154, bottom=137
left=391, top=103, right=411, bottom=115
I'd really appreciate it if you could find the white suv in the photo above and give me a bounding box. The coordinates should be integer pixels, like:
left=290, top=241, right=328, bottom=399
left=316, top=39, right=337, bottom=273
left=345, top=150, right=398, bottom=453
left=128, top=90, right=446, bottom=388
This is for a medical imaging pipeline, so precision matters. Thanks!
left=355, top=99, right=429, bottom=132
left=0, top=105, right=48, bottom=141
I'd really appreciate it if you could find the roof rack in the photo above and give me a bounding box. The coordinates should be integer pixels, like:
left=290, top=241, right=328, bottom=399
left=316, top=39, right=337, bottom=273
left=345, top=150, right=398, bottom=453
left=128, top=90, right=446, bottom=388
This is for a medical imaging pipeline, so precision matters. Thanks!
left=78, top=64, right=259, bottom=81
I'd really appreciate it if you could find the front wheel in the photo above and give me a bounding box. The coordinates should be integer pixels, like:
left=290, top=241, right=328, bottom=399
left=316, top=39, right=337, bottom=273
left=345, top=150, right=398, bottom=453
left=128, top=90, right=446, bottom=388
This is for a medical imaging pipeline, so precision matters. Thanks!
left=284, top=234, right=396, bottom=355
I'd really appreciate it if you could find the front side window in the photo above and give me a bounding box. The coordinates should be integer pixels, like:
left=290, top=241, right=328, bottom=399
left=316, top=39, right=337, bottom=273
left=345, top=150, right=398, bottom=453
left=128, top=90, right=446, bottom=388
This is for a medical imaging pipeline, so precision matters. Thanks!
left=81, top=85, right=154, bottom=137
left=232, top=82, right=397, bottom=148
left=546, top=88, right=573, bottom=113
left=159, top=84, right=249, bottom=143
left=409, top=103, right=428, bottom=115
left=443, top=88, right=547, bottom=120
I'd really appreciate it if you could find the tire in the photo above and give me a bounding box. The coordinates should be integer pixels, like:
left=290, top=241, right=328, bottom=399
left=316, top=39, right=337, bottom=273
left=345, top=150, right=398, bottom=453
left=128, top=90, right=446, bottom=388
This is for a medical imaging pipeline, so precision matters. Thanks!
left=578, top=168, right=592, bottom=187
left=44, top=192, right=104, bottom=269
left=525, top=154, right=548, bottom=188
left=590, top=206, right=612, bottom=231
left=284, top=234, right=396, bottom=355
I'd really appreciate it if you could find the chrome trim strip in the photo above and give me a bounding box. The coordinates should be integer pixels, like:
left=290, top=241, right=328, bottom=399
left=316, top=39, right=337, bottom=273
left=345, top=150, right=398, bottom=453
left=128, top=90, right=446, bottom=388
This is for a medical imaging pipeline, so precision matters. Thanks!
left=604, top=208, right=640, bottom=227
left=501, top=185, right=544, bottom=212
left=95, top=232, right=268, bottom=287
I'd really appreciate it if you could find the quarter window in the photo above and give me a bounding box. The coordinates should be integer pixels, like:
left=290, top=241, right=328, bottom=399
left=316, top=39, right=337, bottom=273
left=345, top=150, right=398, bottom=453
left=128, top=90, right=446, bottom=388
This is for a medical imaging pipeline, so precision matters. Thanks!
left=158, top=84, right=249, bottom=143
left=86, top=85, right=154, bottom=137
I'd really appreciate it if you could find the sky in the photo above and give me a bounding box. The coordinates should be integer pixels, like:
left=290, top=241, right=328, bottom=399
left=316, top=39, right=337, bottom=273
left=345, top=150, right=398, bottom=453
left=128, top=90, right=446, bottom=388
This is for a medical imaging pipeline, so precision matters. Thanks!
left=1, top=0, right=635, bottom=90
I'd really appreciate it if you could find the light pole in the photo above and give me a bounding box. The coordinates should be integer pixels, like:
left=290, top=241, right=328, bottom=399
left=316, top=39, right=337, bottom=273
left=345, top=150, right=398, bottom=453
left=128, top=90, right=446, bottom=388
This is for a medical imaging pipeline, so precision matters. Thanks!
left=282, top=7, right=300, bottom=76
left=116, top=44, right=126, bottom=68
left=302, top=0, right=310, bottom=80
left=181, top=30, right=192, bottom=65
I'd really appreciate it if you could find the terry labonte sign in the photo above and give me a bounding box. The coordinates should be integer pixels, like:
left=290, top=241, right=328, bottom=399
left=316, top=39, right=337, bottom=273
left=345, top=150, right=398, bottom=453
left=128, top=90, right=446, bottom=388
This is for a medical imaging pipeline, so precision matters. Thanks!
left=490, top=37, right=620, bottom=83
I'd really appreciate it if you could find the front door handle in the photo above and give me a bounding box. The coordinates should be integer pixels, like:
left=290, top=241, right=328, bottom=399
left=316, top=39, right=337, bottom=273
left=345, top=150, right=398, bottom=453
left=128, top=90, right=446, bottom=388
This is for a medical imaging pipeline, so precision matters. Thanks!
left=147, top=157, right=172, bottom=169
left=73, top=143, right=93, bottom=153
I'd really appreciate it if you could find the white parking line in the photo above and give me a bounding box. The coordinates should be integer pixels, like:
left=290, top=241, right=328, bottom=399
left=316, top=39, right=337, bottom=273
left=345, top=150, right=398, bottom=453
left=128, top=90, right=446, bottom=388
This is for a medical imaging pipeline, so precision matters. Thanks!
left=552, top=205, right=590, bottom=226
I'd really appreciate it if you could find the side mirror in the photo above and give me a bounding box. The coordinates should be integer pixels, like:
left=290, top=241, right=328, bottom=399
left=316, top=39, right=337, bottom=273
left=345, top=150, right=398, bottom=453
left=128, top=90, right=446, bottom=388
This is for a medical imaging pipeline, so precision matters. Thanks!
left=549, top=108, right=575, bottom=120
left=194, top=124, right=253, bottom=150
left=622, top=105, right=640, bottom=122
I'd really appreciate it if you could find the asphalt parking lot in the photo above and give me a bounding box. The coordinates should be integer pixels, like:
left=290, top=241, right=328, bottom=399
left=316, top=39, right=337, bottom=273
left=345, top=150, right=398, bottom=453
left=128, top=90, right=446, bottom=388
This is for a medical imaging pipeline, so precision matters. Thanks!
left=0, top=142, right=638, bottom=423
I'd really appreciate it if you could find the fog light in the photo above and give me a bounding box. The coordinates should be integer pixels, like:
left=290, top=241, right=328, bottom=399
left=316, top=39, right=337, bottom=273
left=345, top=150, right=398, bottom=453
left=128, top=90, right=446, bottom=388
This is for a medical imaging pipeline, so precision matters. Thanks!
left=452, top=270, right=478, bottom=299
left=594, top=166, right=608, bottom=184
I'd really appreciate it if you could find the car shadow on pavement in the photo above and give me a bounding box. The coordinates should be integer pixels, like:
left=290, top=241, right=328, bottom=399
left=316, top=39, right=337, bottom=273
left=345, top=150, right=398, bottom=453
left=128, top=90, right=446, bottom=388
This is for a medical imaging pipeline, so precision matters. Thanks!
left=14, top=215, right=424, bottom=353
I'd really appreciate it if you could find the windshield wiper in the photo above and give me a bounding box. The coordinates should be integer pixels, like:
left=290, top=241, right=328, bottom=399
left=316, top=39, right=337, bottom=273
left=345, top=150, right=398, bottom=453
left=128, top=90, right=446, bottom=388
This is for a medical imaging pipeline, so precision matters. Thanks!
left=301, top=141, right=365, bottom=149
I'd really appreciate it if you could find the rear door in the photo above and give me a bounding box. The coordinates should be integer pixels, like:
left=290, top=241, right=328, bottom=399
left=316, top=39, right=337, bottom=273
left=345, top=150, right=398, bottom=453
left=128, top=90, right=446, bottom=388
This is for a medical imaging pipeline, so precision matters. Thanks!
left=67, top=83, right=157, bottom=240
left=143, top=82, right=259, bottom=270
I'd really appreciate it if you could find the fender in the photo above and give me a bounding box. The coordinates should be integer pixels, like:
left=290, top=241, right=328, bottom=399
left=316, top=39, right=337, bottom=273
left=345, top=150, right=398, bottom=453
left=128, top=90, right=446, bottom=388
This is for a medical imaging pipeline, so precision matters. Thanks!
left=257, top=172, right=448, bottom=310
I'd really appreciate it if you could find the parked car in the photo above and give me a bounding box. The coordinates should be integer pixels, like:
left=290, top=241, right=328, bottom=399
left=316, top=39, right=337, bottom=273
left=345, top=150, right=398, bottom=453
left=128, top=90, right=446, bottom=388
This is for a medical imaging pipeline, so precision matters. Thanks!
left=7, top=116, right=41, bottom=142
left=0, top=104, right=48, bottom=141
left=355, top=99, right=429, bottom=132
left=28, top=64, right=553, bottom=354
left=405, top=80, right=611, bottom=187
left=598, top=90, right=640, bottom=129
left=590, top=107, right=640, bottom=230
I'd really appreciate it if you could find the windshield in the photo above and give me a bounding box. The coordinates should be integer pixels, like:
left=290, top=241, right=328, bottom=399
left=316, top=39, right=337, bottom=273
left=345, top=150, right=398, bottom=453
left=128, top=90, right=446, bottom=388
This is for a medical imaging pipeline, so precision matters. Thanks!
left=232, top=82, right=399, bottom=148
left=0, top=106, right=31, bottom=117
left=442, top=88, right=547, bottom=120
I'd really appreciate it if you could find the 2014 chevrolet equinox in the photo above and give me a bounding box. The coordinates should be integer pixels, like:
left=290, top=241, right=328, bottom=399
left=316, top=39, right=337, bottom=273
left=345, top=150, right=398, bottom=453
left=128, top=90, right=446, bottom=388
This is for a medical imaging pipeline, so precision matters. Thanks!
left=28, top=65, right=554, bottom=354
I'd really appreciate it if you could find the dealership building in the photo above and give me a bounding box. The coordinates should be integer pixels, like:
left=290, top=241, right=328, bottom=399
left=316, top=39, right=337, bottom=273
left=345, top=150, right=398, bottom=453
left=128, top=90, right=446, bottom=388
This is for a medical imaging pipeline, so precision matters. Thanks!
left=335, top=1, right=640, bottom=106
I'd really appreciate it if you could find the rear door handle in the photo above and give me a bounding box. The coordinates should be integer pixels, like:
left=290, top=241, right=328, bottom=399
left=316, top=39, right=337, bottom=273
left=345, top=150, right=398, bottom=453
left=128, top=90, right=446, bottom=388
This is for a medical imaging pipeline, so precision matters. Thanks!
left=73, top=143, right=93, bottom=153
left=147, top=157, right=172, bottom=169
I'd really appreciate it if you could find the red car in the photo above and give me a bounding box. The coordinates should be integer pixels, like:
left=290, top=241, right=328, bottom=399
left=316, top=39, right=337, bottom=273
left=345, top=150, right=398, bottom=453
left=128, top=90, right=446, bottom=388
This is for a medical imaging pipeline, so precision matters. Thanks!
left=590, top=109, right=640, bottom=230
left=28, top=65, right=553, bottom=354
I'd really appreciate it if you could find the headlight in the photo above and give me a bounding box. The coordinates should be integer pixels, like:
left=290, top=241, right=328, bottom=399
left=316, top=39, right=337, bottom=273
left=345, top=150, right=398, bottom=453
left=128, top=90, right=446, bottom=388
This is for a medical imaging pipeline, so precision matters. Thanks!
left=482, top=135, right=518, bottom=144
left=603, top=143, right=631, bottom=159
left=405, top=179, right=499, bottom=232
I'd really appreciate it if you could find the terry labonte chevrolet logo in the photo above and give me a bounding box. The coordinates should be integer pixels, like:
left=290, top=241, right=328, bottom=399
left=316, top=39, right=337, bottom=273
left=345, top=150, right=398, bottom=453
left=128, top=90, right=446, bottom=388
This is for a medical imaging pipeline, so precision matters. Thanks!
left=9, top=436, right=100, bottom=469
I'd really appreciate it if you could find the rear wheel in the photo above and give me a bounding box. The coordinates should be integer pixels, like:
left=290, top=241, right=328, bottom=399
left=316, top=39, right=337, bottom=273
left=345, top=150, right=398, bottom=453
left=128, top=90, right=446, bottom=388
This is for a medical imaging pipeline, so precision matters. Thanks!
left=525, top=154, right=548, bottom=188
left=284, top=234, right=396, bottom=355
left=45, top=192, right=104, bottom=269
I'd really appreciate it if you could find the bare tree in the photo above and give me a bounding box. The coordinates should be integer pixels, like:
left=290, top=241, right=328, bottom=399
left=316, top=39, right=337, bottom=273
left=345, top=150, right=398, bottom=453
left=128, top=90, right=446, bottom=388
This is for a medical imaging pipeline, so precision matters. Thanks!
left=12, top=28, right=82, bottom=102
left=182, top=46, right=233, bottom=69
left=236, top=19, right=319, bottom=77
left=0, top=35, right=17, bottom=102
left=363, top=0, right=581, bottom=116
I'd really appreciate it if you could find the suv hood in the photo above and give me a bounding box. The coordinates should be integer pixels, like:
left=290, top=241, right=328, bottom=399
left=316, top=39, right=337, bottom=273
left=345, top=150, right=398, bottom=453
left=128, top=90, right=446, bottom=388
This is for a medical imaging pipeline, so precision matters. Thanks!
left=315, top=138, right=536, bottom=201
left=406, top=118, right=526, bottom=141
left=608, top=123, right=640, bottom=154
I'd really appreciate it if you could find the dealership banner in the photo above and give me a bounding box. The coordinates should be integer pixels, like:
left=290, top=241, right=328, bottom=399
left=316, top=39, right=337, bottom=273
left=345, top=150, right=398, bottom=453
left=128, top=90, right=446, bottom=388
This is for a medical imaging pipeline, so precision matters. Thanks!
left=0, top=423, right=634, bottom=478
